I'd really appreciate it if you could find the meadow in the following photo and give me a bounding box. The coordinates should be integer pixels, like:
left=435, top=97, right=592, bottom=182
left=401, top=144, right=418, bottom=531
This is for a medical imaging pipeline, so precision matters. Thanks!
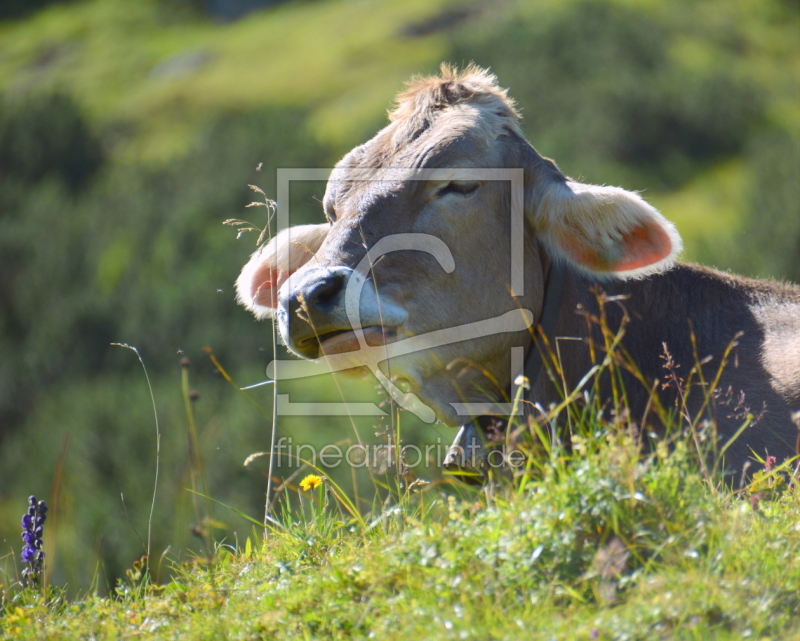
left=0, top=0, right=798, bottom=636
left=4, top=337, right=800, bottom=639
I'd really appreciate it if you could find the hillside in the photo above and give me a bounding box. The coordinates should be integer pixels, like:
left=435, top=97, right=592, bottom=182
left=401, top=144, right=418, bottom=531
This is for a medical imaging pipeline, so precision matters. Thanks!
left=4, top=414, right=800, bottom=639
left=0, top=0, right=797, bottom=601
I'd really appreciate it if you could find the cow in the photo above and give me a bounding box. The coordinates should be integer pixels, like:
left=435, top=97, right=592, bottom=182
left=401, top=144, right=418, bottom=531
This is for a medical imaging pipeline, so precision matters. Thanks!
left=236, top=64, right=800, bottom=480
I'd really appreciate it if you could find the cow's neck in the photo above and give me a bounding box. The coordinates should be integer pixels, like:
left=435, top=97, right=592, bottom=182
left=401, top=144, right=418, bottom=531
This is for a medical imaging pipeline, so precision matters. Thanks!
left=522, top=255, right=567, bottom=389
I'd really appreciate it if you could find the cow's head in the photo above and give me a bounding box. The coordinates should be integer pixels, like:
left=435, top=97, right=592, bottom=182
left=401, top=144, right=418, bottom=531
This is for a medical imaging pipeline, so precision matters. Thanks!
left=236, top=64, right=682, bottom=425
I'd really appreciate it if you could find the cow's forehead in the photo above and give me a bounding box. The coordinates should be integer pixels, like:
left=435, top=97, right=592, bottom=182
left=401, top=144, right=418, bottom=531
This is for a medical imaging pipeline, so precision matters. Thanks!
left=375, top=106, right=507, bottom=168
left=325, top=106, right=512, bottom=211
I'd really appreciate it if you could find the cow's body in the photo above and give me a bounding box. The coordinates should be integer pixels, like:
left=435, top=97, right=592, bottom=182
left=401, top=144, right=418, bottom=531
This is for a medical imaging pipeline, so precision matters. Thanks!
left=237, top=65, right=800, bottom=475
left=535, top=260, right=800, bottom=472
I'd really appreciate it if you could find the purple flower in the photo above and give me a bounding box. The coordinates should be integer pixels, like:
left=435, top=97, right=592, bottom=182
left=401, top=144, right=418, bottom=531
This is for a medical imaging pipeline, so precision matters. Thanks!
left=20, top=495, right=46, bottom=587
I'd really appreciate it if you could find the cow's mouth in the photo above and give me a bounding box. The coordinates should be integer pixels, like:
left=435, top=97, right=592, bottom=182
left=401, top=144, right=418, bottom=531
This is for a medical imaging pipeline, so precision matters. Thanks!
left=310, top=326, right=400, bottom=357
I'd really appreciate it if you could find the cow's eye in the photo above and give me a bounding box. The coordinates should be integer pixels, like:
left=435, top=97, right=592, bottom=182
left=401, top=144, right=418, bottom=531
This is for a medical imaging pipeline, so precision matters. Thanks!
left=437, top=181, right=480, bottom=198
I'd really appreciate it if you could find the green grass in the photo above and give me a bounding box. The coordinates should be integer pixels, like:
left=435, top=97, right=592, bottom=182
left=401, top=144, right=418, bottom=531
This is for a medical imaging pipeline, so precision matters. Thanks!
left=0, top=0, right=451, bottom=162
left=3, top=310, right=800, bottom=639
left=3, top=430, right=799, bottom=639
left=1, top=1, right=798, bottom=636
left=0, top=0, right=796, bottom=258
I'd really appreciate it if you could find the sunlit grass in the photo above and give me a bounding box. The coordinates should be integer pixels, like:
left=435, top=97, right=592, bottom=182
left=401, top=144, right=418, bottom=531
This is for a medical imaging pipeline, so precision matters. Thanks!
left=0, top=0, right=798, bottom=635
left=0, top=0, right=451, bottom=163
left=3, top=384, right=799, bottom=638
left=4, top=292, right=799, bottom=638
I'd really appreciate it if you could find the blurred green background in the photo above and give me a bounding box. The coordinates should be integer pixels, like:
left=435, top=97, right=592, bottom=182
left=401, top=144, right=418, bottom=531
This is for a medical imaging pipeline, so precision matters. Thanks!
left=0, top=0, right=797, bottom=593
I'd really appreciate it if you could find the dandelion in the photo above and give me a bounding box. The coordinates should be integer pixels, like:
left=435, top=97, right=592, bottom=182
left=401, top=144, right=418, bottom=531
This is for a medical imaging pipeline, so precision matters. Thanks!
left=299, top=474, right=324, bottom=492
left=21, top=495, right=47, bottom=588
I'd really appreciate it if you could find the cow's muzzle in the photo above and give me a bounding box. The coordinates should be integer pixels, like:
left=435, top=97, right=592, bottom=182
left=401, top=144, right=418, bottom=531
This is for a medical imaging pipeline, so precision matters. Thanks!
left=278, top=266, right=407, bottom=360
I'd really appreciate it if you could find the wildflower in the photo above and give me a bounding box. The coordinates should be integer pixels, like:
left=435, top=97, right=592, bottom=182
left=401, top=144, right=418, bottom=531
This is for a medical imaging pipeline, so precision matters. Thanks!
left=514, top=374, right=530, bottom=391
left=21, top=495, right=47, bottom=587
left=299, top=474, right=323, bottom=491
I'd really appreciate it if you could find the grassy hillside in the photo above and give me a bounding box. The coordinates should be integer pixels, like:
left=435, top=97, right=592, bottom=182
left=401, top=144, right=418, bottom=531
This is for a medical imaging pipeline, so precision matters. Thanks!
left=0, top=0, right=451, bottom=161
left=1, top=0, right=795, bottom=264
left=3, top=397, right=800, bottom=639
left=0, top=0, right=798, bottom=606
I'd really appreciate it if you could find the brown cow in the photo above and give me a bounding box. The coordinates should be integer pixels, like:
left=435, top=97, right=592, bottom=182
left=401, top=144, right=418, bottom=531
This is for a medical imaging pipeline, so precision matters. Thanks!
left=237, top=64, right=800, bottom=477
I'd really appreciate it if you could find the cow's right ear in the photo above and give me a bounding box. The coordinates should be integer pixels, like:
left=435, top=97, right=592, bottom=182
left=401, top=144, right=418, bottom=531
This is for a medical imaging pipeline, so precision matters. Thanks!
left=236, top=223, right=329, bottom=319
left=530, top=178, right=682, bottom=279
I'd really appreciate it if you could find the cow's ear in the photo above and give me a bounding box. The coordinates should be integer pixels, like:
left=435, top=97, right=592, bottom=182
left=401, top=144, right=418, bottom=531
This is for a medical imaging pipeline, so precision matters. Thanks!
left=533, top=180, right=682, bottom=278
left=236, top=224, right=329, bottom=319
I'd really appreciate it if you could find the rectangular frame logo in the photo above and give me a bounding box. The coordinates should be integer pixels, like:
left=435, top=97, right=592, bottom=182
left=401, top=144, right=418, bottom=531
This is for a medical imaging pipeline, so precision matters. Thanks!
left=265, top=167, right=530, bottom=420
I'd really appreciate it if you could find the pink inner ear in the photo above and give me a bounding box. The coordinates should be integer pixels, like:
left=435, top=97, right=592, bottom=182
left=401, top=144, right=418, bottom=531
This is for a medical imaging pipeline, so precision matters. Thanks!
left=611, top=224, right=673, bottom=272
left=556, top=223, right=673, bottom=273
left=250, top=265, right=290, bottom=309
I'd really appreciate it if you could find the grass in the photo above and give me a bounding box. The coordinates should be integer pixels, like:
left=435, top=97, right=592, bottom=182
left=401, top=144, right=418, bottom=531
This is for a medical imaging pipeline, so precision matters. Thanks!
left=0, top=0, right=451, bottom=163
left=3, top=431, right=799, bottom=639
left=1, top=0, right=795, bottom=262
left=2, top=300, right=800, bottom=640
left=0, top=1, right=798, bottom=635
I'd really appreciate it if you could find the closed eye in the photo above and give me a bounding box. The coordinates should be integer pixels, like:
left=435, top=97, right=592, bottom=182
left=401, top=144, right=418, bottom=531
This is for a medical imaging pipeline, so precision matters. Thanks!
left=436, top=180, right=480, bottom=198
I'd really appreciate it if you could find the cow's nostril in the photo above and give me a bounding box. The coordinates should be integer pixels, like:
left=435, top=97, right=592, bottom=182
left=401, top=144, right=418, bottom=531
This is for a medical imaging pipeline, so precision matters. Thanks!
left=305, top=270, right=346, bottom=312
left=280, top=266, right=357, bottom=357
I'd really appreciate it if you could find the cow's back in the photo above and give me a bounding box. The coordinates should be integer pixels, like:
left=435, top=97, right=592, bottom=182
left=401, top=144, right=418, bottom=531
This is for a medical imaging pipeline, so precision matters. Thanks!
left=752, top=283, right=800, bottom=407
left=547, top=262, right=800, bottom=476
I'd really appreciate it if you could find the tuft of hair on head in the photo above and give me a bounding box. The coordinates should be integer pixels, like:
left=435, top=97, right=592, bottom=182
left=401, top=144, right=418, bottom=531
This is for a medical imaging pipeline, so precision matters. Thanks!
left=388, top=62, right=520, bottom=124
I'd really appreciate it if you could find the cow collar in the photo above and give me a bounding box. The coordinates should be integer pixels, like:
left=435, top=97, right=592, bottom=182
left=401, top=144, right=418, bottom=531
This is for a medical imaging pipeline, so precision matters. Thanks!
left=522, top=259, right=566, bottom=392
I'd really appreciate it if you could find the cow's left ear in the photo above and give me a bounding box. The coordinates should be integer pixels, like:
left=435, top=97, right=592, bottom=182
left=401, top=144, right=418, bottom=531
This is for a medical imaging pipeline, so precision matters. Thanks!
left=532, top=180, right=682, bottom=278
left=236, top=223, right=329, bottom=319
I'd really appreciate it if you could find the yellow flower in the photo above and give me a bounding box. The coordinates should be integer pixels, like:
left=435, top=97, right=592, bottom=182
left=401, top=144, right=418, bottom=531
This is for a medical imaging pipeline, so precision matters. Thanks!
left=299, top=474, right=324, bottom=492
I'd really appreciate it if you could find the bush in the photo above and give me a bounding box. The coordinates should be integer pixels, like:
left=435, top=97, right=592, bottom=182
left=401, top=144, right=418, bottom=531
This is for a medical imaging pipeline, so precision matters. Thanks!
left=735, top=133, right=800, bottom=281
left=0, top=0, right=75, bottom=21
left=0, top=93, right=103, bottom=197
